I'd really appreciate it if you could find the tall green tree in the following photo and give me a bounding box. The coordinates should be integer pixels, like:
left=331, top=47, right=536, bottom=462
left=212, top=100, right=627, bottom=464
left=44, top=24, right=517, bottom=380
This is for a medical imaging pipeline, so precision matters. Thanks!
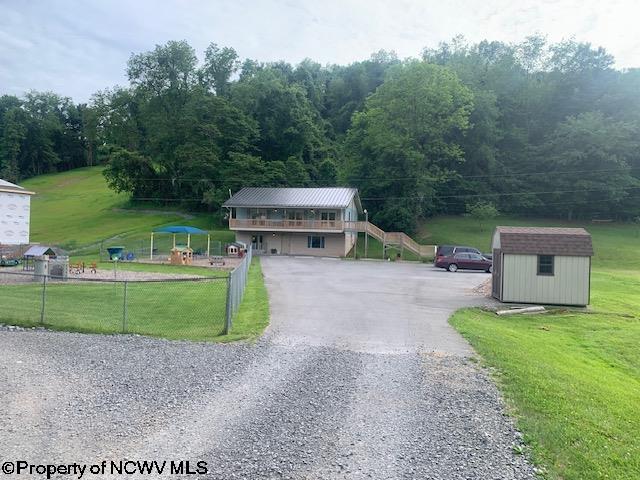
left=200, top=43, right=240, bottom=96
left=231, top=68, right=330, bottom=176
left=531, top=112, right=640, bottom=220
left=344, top=61, right=473, bottom=231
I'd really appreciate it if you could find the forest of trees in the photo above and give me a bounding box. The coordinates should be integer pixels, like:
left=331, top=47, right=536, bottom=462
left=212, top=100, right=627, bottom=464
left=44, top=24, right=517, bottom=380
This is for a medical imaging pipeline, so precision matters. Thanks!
left=1, top=36, right=639, bottom=232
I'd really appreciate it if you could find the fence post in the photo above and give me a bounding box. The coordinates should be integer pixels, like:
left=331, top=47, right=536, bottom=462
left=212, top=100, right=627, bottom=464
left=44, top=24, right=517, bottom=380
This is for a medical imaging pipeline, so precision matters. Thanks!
left=122, top=280, right=128, bottom=333
left=40, top=274, right=47, bottom=325
left=224, top=274, right=232, bottom=335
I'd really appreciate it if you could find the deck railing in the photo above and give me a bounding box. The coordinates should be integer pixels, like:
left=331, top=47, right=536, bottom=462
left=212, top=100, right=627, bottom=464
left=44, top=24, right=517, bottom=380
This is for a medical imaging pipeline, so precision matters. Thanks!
left=229, top=218, right=344, bottom=231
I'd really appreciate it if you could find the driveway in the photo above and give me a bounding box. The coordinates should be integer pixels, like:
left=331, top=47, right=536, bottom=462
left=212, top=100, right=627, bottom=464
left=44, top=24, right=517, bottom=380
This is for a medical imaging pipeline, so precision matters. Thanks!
left=0, top=258, right=534, bottom=479
left=262, top=256, right=491, bottom=354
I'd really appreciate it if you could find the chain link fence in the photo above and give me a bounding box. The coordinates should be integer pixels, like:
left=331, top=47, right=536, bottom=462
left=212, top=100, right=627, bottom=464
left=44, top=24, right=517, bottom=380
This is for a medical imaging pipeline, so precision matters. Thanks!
left=0, top=248, right=253, bottom=341
left=225, top=245, right=253, bottom=332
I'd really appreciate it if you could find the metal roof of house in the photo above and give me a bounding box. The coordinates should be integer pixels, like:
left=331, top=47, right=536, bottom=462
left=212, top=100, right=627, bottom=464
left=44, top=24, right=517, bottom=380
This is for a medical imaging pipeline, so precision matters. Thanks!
left=495, top=226, right=593, bottom=256
left=0, top=178, right=35, bottom=195
left=223, top=187, right=362, bottom=211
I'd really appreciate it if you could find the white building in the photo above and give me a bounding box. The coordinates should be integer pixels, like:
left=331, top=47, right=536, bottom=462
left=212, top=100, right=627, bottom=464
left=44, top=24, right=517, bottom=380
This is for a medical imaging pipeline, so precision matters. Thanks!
left=0, top=179, right=35, bottom=245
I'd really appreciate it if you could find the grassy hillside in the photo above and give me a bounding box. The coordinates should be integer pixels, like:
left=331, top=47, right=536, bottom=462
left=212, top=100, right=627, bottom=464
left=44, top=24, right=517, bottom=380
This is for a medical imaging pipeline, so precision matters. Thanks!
left=21, top=167, right=233, bottom=255
left=419, top=215, right=640, bottom=271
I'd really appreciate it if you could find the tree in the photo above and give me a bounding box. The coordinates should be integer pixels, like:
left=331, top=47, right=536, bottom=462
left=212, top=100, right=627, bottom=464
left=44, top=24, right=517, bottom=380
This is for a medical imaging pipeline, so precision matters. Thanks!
left=231, top=68, right=329, bottom=177
left=344, top=61, right=473, bottom=232
left=466, top=201, right=499, bottom=231
left=5, top=36, right=636, bottom=225
left=0, top=106, right=26, bottom=181
left=127, top=40, right=198, bottom=95
left=200, top=43, right=240, bottom=96
left=530, top=112, right=639, bottom=220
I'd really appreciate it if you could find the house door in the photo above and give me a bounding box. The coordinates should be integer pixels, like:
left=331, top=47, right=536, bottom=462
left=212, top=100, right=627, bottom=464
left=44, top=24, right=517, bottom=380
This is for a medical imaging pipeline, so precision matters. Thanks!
left=251, top=234, right=264, bottom=254
left=492, top=249, right=502, bottom=300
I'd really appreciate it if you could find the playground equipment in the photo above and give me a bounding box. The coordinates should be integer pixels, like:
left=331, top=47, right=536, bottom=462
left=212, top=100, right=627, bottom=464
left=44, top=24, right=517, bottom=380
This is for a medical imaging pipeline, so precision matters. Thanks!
left=150, top=226, right=210, bottom=261
left=106, top=246, right=125, bottom=261
left=170, top=245, right=193, bottom=265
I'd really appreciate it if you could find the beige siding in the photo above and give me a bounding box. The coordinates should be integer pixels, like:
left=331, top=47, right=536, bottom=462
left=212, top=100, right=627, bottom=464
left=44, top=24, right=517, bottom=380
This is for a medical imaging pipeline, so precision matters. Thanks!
left=235, top=231, right=347, bottom=257
left=287, top=233, right=346, bottom=256
left=502, top=254, right=590, bottom=306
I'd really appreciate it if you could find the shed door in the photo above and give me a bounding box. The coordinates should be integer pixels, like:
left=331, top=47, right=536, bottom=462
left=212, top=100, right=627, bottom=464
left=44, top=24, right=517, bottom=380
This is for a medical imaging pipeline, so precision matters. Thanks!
left=492, top=248, right=502, bottom=300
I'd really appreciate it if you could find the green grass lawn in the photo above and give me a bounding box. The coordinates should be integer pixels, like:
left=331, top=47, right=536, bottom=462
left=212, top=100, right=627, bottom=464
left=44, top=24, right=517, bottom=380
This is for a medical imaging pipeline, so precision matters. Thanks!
left=0, top=258, right=269, bottom=342
left=451, top=309, right=640, bottom=480
left=219, top=258, right=270, bottom=342
left=429, top=215, right=640, bottom=479
left=0, top=275, right=228, bottom=340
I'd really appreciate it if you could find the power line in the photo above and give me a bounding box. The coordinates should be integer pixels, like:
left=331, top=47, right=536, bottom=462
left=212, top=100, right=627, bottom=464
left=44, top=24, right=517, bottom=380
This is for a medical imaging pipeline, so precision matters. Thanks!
left=129, top=189, right=640, bottom=206
left=105, top=166, right=640, bottom=183
left=360, top=186, right=640, bottom=201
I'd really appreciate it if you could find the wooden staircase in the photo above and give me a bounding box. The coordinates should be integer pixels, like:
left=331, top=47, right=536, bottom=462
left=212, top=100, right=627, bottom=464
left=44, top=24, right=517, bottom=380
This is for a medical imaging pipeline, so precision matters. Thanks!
left=344, top=221, right=436, bottom=259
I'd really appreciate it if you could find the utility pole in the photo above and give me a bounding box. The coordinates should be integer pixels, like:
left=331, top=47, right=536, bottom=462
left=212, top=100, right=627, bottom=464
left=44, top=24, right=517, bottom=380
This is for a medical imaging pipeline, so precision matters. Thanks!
left=364, top=209, right=368, bottom=259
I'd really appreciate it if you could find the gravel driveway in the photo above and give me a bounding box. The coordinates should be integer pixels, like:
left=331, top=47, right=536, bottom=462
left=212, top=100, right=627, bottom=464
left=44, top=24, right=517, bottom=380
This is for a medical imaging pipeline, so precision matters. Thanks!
left=0, top=258, right=535, bottom=479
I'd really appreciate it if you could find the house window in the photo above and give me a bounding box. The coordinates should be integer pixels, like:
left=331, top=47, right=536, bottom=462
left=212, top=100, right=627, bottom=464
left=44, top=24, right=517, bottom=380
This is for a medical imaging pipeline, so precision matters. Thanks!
left=537, top=255, right=554, bottom=276
left=307, top=235, right=325, bottom=249
left=250, top=208, right=266, bottom=219
left=320, top=212, right=336, bottom=221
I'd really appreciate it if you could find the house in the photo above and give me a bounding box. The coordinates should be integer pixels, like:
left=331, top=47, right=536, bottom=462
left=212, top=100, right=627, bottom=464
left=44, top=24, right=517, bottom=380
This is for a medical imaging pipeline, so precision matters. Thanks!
left=491, top=226, right=594, bottom=307
left=223, top=187, right=362, bottom=257
left=0, top=179, right=35, bottom=245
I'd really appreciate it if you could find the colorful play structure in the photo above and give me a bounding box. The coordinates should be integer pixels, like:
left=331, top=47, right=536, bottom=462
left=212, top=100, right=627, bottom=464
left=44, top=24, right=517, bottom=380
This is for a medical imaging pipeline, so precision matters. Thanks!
left=149, top=226, right=211, bottom=261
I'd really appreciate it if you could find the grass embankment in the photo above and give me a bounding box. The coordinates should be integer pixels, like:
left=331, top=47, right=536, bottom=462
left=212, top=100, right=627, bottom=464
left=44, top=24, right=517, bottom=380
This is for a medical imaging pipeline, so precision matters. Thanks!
left=20, top=166, right=233, bottom=256
left=430, top=216, right=640, bottom=479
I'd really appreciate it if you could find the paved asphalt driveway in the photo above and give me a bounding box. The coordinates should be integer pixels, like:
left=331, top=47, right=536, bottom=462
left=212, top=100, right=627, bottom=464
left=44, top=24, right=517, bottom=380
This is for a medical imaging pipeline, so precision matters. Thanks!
left=0, top=258, right=535, bottom=479
left=262, top=257, right=491, bottom=355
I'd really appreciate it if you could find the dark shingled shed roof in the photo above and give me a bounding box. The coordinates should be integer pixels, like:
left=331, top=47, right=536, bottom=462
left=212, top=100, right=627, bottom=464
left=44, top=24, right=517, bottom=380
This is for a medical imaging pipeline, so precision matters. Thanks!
left=495, top=226, right=594, bottom=256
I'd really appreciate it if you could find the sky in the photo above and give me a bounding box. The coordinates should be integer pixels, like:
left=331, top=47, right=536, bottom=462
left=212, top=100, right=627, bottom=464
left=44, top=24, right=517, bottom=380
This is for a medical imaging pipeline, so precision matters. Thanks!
left=1, top=0, right=639, bottom=102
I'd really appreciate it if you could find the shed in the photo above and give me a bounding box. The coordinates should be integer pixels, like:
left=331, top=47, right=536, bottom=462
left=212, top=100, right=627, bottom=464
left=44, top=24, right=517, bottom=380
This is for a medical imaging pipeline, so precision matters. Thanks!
left=491, top=227, right=594, bottom=306
left=23, top=245, right=58, bottom=258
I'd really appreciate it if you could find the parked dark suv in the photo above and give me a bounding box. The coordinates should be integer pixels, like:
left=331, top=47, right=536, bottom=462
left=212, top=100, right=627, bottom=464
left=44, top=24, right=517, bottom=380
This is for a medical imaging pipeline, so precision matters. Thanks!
left=435, top=245, right=492, bottom=264
left=435, top=252, right=493, bottom=273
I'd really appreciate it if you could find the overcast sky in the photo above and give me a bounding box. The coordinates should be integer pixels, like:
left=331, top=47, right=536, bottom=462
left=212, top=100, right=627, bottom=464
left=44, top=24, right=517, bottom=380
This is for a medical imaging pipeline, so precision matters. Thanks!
left=1, top=0, right=639, bottom=102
